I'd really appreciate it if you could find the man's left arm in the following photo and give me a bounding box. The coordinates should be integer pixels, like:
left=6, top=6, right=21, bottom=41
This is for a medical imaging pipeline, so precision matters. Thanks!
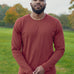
left=41, top=19, right=65, bottom=72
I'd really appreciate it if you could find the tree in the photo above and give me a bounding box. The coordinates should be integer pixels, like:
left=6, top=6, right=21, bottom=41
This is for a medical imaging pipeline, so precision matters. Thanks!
left=4, top=3, right=31, bottom=25
left=68, top=0, right=74, bottom=29
left=68, top=11, right=74, bottom=29
left=14, top=4, right=31, bottom=17
left=4, top=7, right=19, bottom=25
left=69, top=0, right=74, bottom=10
left=0, top=4, right=10, bottom=20
left=59, top=14, right=71, bottom=29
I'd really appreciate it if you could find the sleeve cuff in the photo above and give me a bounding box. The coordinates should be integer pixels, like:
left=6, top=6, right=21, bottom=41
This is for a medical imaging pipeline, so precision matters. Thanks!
left=41, top=63, right=50, bottom=72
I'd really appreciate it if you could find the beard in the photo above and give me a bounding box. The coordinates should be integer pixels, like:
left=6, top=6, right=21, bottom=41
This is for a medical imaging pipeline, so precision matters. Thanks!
left=31, top=5, right=46, bottom=14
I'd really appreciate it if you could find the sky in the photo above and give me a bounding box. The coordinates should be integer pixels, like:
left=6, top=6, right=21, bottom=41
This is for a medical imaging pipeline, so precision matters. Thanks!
left=0, top=0, right=72, bottom=15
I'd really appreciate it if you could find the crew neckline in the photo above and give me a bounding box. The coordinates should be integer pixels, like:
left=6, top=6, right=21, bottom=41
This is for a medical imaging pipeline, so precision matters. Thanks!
left=28, top=13, right=47, bottom=22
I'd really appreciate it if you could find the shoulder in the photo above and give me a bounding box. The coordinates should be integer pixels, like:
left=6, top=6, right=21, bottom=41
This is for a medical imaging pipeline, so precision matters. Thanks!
left=13, top=14, right=29, bottom=31
left=16, top=14, right=29, bottom=23
left=47, top=14, right=62, bottom=26
left=46, top=14, right=63, bottom=32
left=46, top=14, right=60, bottom=23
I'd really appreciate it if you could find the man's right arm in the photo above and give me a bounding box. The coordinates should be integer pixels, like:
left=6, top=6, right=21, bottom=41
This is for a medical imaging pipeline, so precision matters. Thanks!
left=11, top=18, right=33, bottom=74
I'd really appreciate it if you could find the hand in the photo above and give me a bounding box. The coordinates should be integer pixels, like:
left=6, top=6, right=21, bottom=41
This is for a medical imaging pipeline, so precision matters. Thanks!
left=33, top=65, right=45, bottom=74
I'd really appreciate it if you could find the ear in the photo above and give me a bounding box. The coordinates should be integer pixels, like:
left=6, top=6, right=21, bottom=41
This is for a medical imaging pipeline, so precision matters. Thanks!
left=30, top=3, right=32, bottom=6
left=45, top=3, right=47, bottom=6
left=44, top=2, right=46, bottom=6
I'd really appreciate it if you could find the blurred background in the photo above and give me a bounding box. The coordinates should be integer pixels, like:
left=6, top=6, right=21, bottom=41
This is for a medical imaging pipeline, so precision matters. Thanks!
left=0, top=0, right=74, bottom=74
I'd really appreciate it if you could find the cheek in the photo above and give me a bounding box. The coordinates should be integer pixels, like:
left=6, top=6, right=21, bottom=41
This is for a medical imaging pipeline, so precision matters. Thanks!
left=31, top=3, right=35, bottom=7
left=42, top=4, right=46, bottom=8
left=41, top=2, right=46, bottom=6
left=40, top=3, right=45, bottom=6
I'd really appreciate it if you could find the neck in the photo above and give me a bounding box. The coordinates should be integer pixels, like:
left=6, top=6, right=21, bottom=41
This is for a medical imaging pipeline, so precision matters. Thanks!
left=30, top=11, right=46, bottom=20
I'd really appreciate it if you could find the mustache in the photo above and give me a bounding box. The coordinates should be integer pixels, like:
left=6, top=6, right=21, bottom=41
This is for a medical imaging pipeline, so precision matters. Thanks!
left=34, top=3, right=42, bottom=7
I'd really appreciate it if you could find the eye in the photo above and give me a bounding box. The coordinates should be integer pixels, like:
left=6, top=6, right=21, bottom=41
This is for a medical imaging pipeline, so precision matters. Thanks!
left=33, top=0, right=37, bottom=1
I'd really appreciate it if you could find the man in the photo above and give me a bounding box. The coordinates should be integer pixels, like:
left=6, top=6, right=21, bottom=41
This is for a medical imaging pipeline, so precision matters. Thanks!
left=11, top=0, right=65, bottom=74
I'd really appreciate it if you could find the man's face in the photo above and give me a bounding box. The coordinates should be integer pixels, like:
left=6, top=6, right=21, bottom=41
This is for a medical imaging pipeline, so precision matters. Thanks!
left=30, top=0, right=46, bottom=14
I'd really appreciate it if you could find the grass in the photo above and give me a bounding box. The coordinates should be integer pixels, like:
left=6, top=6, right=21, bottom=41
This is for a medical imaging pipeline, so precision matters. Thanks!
left=0, top=27, right=74, bottom=74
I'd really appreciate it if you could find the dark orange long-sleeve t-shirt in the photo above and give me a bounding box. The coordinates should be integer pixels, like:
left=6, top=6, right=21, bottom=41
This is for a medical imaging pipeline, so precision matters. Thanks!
left=11, top=13, right=65, bottom=74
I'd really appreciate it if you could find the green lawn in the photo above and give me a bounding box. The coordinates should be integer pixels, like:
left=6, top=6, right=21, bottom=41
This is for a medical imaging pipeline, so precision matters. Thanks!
left=0, top=27, right=74, bottom=74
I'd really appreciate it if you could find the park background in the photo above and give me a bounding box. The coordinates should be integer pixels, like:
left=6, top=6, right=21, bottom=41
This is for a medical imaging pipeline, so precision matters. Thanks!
left=0, top=0, right=74, bottom=74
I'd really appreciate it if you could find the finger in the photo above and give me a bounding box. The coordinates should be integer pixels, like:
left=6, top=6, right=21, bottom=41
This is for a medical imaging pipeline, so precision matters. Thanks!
left=36, top=71, right=40, bottom=74
left=33, top=71, right=37, bottom=74
left=34, top=69, right=38, bottom=73
left=36, top=70, right=40, bottom=74
left=34, top=70, right=37, bottom=73
left=33, top=72, right=34, bottom=74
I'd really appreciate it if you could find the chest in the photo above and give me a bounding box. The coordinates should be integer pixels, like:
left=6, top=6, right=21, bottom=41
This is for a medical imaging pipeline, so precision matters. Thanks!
left=21, top=21, right=56, bottom=38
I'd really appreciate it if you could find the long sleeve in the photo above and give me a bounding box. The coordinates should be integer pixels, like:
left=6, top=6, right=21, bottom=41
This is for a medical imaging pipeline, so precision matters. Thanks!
left=41, top=19, right=65, bottom=72
left=11, top=18, right=33, bottom=74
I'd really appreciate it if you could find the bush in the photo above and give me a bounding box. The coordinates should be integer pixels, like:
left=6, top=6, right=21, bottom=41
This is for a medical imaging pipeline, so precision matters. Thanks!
left=0, top=20, right=13, bottom=28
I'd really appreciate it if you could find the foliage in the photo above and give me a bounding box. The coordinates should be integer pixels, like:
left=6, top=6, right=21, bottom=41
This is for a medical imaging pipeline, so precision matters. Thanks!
left=0, top=4, right=10, bottom=20
left=69, top=0, right=74, bottom=10
left=59, top=14, right=71, bottom=29
left=4, top=3, right=31, bottom=25
left=14, top=4, right=31, bottom=17
left=68, top=0, right=74, bottom=29
left=4, top=7, right=19, bottom=24
left=68, top=11, right=74, bottom=29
